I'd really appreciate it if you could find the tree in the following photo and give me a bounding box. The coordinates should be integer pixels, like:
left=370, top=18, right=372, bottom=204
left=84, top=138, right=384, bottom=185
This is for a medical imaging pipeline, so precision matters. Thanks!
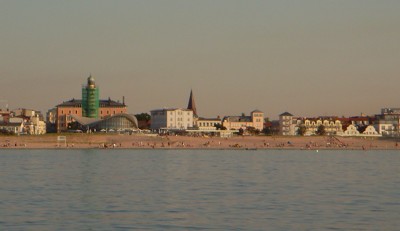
left=316, top=125, right=326, bottom=136
left=246, top=126, right=260, bottom=135
left=135, top=113, right=151, bottom=121
left=297, top=125, right=306, bottom=136
left=262, top=127, right=272, bottom=135
left=214, top=123, right=227, bottom=130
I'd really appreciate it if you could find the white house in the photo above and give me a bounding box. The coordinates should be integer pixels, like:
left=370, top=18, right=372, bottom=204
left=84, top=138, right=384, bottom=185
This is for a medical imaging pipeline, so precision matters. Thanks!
left=150, top=108, right=194, bottom=131
left=341, top=124, right=381, bottom=137
left=362, top=125, right=380, bottom=136
left=343, top=124, right=360, bottom=136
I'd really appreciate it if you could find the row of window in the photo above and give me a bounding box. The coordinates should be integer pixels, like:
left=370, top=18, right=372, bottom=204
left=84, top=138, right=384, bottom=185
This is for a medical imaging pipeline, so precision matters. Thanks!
left=198, top=122, right=220, bottom=127
left=253, top=113, right=263, bottom=117
left=60, top=110, right=124, bottom=115
left=170, top=118, right=191, bottom=122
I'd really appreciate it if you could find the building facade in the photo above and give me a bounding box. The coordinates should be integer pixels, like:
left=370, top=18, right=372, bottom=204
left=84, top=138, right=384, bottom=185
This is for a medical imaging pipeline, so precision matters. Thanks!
left=150, top=108, right=194, bottom=131
left=0, top=108, right=46, bottom=135
left=303, top=118, right=343, bottom=136
left=196, top=118, right=222, bottom=131
left=279, top=112, right=297, bottom=135
left=375, top=108, right=400, bottom=136
left=53, top=76, right=127, bottom=132
left=222, top=110, right=264, bottom=131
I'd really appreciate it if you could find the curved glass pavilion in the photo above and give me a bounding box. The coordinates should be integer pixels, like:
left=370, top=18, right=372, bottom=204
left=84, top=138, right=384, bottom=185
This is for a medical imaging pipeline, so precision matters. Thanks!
left=70, top=113, right=138, bottom=132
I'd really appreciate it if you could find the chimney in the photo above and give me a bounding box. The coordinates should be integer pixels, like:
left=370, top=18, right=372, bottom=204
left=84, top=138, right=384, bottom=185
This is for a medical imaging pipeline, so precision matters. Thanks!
left=123, top=96, right=125, bottom=105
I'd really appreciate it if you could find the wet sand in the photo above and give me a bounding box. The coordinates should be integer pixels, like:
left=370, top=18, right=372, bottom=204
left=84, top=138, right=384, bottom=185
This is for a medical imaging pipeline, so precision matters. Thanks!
left=1, top=134, right=399, bottom=150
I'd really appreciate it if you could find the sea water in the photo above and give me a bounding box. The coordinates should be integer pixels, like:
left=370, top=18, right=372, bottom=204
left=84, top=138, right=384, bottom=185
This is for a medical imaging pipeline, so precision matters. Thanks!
left=1, top=149, right=400, bottom=230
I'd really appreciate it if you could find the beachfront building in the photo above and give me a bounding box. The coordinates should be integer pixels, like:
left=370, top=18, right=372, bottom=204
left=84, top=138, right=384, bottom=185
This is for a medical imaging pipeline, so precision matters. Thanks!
left=185, top=117, right=236, bottom=137
left=279, top=112, right=299, bottom=136
left=52, top=75, right=128, bottom=132
left=362, top=125, right=380, bottom=136
left=341, top=124, right=380, bottom=137
left=374, top=108, right=400, bottom=136
left=150, top=108, right=194, bottom=131
left=222, top=110, right=264, bottom=132
left=302, top=118, right=343, bottom=136
left=0, top=120, right=24, bottom=135
left=0, top=108, right=47, bottom=135
left=196, top=117, right=222, bottom=131
left=342, top=124, right=360, bottom=136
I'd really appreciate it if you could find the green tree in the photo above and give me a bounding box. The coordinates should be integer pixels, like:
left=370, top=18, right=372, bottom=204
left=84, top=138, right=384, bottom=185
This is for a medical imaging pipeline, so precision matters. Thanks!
left=262, top=127, right=272, bottom=135
left=316, top=125, right=326, bottom=136
left=246, top=126, right=260, bottom=135
left=135, top=113, right=151, bottom=121
left=215, top=124, right=227, bottom=130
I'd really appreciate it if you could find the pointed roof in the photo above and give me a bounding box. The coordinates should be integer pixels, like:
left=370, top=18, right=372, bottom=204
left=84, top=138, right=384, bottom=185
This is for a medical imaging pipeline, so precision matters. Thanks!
left=187, top=89, right=198, bottom=117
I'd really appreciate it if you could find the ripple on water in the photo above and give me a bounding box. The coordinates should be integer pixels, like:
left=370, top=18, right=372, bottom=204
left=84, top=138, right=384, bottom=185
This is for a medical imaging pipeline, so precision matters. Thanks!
left=0, top=149, right=400, bottom=230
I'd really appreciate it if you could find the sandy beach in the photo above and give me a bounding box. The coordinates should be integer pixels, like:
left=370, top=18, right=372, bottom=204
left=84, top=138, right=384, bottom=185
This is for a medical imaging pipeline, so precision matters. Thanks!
left=1, top=134, right=399, bottom=150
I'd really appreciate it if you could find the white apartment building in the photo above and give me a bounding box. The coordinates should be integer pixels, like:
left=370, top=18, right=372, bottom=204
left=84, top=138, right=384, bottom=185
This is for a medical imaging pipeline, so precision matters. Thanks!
left=150, top=108, right=194, bottom=130
left=279, top=112, right=299, bottom=135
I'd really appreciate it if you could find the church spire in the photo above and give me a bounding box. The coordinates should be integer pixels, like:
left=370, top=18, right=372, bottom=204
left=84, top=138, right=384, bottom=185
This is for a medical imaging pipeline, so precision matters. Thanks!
left=187, top=89, right=198, bottom=117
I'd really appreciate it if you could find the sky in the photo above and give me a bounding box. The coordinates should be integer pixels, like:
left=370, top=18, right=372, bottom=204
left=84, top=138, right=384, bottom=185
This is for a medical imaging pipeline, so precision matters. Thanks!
left=1, top=0, right=399, bottom=119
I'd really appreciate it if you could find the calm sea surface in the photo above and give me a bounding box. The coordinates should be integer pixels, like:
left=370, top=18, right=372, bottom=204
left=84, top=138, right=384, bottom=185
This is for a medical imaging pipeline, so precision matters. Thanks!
left=1, top=149, right=400, bottom=231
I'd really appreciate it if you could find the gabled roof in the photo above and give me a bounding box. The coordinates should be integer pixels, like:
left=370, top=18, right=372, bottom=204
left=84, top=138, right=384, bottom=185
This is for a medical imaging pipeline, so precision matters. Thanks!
left=251, top=110, right=263, bottom=113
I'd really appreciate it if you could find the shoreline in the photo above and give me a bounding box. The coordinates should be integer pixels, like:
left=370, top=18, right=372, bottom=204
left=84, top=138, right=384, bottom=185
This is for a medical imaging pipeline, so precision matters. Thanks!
left=1, top=134, right=399, bottom=151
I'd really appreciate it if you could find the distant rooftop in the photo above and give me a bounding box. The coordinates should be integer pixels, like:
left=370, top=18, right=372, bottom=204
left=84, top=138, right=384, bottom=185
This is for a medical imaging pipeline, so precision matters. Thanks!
left=279, top=112, right=293, bottom=116
left=57, top=98, right=125, bottom=108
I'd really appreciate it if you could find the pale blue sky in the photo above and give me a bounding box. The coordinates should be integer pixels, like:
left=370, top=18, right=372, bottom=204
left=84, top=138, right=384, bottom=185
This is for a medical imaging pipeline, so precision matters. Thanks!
left=1, top=0, right=399, bottom=118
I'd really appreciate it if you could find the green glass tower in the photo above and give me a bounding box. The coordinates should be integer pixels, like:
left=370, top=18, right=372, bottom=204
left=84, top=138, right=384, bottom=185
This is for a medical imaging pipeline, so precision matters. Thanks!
left=82, top=75, right=99, bottom=118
